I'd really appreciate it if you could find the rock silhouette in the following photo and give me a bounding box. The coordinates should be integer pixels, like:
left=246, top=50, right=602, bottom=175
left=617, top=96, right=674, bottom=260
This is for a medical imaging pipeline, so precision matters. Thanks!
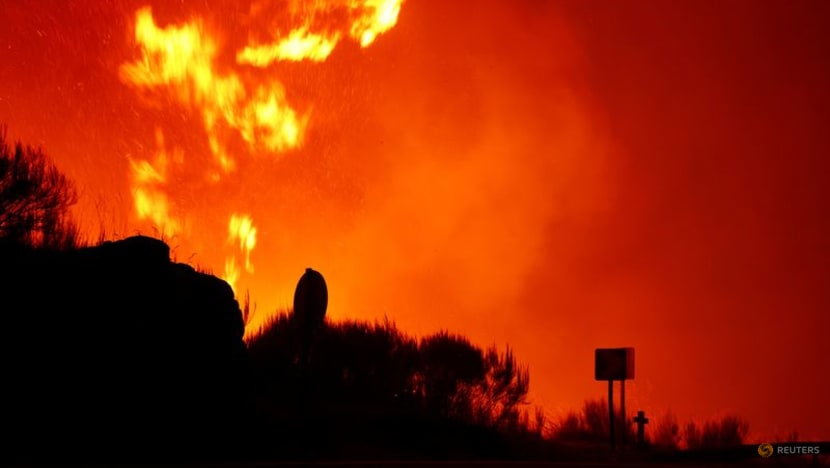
left=292, top=267, right=328, bottom=366
left=0, top=235, right=251, bottom=463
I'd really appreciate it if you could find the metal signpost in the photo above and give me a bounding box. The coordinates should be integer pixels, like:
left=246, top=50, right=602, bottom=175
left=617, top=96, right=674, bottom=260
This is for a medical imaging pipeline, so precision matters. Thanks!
left=594, top=347, right=635, bottom=451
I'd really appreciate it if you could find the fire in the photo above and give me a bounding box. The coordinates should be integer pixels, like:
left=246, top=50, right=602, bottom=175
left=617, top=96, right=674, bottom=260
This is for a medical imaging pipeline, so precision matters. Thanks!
left=237, top=0, right=404, bottom=66
left=119, top=6, right=307, bottom=174
left=238, top=28, right=337, bottom=64
left=119, top=2, right=405, bottom=297
left=352, top=0, right=403, bottom=47
left=224, top=214, right=257, bottom=295
left=224, top=259, right=240, bottom=295
left=128, top=128, right=182, bottom=238
left=229, top=214, right=258, bottom=274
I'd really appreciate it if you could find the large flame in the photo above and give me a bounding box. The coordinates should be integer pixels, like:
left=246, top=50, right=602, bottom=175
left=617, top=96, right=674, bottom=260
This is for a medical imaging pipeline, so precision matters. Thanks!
left=119, top=6, right=308, bottom=176
left=119, top=2, right=404, bottom=294
left=238, top=0, right=403, bottom=65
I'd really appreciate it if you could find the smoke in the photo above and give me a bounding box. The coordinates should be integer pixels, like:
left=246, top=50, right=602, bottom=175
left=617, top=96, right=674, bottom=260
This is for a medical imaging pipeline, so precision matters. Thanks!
left=238, top=0, right=615, bottom=341
left=2, top=0, right=615, bottom=422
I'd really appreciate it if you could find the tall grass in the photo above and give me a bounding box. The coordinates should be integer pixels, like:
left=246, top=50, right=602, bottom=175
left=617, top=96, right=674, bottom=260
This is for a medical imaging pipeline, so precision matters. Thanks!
left=683, top=414, right=749, bottom=449
left=552, top=402, right=750, bottom=451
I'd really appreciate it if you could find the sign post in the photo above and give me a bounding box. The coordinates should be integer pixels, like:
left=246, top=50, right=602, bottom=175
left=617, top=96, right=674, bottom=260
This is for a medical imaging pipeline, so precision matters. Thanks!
left=595, top=347, right=635, bottom=451
left=620, top=377, right=626, bottom=446
left=608, top=379, right=615, bottom=450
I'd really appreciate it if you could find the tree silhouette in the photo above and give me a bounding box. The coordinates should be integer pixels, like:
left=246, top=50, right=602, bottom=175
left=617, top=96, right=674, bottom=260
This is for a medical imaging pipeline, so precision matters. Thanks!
left=247, top=314, right=534, bottom=439
left=325, top=319, right=418, bottom=402
left=474, top=345, right=530, bottom=429
left=0, top=127, right=78, bottom=247
left=418, top=332, right=486, bottom=418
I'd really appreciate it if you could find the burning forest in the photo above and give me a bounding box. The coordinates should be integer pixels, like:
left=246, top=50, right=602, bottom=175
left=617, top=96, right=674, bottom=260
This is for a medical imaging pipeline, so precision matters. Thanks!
left=2, top=0, right=830, bottom=464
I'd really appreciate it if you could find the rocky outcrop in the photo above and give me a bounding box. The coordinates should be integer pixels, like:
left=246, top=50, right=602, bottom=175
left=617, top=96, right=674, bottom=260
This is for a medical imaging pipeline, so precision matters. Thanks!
left=0, top=236, right=251, bottom=462
left=293, top=267, right=328, bottom=366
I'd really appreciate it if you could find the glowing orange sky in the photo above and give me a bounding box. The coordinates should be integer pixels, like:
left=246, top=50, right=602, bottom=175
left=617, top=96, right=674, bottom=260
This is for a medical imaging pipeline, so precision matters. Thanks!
left=1, top=0, right=828, bottom=442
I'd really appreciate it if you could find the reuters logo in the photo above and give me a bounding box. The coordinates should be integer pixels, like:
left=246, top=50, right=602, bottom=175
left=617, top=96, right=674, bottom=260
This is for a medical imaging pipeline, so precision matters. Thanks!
left=758, top=443, right=774, bottom=458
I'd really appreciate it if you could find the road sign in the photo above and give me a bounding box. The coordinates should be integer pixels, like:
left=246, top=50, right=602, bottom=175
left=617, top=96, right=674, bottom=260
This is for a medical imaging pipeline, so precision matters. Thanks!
left=594, top=347, right=636, bottom=451
left=595, top=347, right=635, bottom=381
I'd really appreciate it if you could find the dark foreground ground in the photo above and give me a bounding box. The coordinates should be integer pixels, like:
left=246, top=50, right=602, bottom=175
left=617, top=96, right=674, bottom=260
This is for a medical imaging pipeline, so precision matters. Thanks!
left=7, top=461, right=827, bottom=468
left=2, top=240, right=826, bottom=468
left=6, top=441, right=829, bottom=467
left=182, top=463, right=819, bottom=467
left=7, top=453, right=829, bottom=468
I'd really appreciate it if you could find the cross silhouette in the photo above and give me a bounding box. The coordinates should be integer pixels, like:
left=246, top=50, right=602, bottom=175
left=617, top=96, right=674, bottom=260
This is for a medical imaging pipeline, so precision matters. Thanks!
left=634, top=410, right=649, bottom=446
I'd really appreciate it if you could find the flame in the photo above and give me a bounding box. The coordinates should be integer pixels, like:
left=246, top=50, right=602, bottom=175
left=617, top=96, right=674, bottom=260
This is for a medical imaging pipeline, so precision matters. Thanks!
left=119, top=6, right=307, bottom=173
left=228, top=213, right=257, bottom=274
left=237, top=0, right=404, bottom=66
left=238, top=28, right=338, bottom=64
left=119, top=3, right=404, bottom=297
left=128, top=128, right=182, bottom=237
left=224, top=258, right=240, bottom=294
left=225, top=214, right=257, bottom=294
left=352, top=0, right=403, bottom=47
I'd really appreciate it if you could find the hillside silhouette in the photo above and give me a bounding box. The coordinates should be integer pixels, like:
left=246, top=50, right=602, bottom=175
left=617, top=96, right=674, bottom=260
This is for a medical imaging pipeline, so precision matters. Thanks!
left=0, top=235, right=252, bottom=462
left=0, top=129, right=786, bottom=465
left=0, top=234, right=538, bottom=463
left=0, top=130, right=541, bottom=463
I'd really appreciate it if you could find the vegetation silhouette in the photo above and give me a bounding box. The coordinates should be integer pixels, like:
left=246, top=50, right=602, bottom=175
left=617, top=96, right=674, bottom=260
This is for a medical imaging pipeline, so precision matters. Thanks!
left=683, top=414, right=749, bottom=450
left=0, top=129, right=777, bottom=465
left=650, top=410, right=682, bottom=450
left=552, top=399, right=749, bottom=450
left=1, top=131, right=252, bottom=463
left=246, top=309, right=535, bottom=459
left=0, top=126, right=79, bottom=248
left=554, top=397, right=634, bottom=443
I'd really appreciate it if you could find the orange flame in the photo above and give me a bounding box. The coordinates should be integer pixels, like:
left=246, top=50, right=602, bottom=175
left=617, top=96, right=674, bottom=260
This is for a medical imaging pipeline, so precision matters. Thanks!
left=119, top=6, right=307, bottom=173
left=128, top=128, right=183, bottom=237
left=224, top=214, right=257, bottom=294
left=352, top=0, right=404, bottom=47
left=229, top=213, right=258, bottom=273
left=119, top=2, right=404, bottom=296
left=237, top=0, right=404, bottom=66
left=239, top=28, right=338, bottom=64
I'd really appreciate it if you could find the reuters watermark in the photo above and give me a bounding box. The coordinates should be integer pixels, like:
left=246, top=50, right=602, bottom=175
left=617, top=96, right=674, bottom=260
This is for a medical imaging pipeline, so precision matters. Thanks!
left=758, top=442, right=821, bottom=458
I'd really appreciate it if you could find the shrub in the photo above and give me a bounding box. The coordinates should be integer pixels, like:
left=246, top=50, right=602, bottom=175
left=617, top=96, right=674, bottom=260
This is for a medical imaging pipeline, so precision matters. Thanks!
left=651, top=410, right=681, bottom=449
left=683, top=414, right=749, bottom=449
left=551, top=398, right=634, bottom=443
left=0, top=126, right=79, bottom=248
left=246, top=314, right=533, bottom=435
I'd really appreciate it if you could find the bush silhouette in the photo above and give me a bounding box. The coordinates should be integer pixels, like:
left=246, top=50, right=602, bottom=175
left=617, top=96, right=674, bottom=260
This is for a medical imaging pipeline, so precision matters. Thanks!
left=248, top=313, right=529, bottom=436
left=651, top=410, right=681, bottom=449
left=461, top=345, right=530, bottom=430
left=552, top=398, right=635, bottom=443
left=683, top=414, right=749, bottom=449
left=0, top=126, right=79, bottom=248
left=418, top=331, right=487, bottom=417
